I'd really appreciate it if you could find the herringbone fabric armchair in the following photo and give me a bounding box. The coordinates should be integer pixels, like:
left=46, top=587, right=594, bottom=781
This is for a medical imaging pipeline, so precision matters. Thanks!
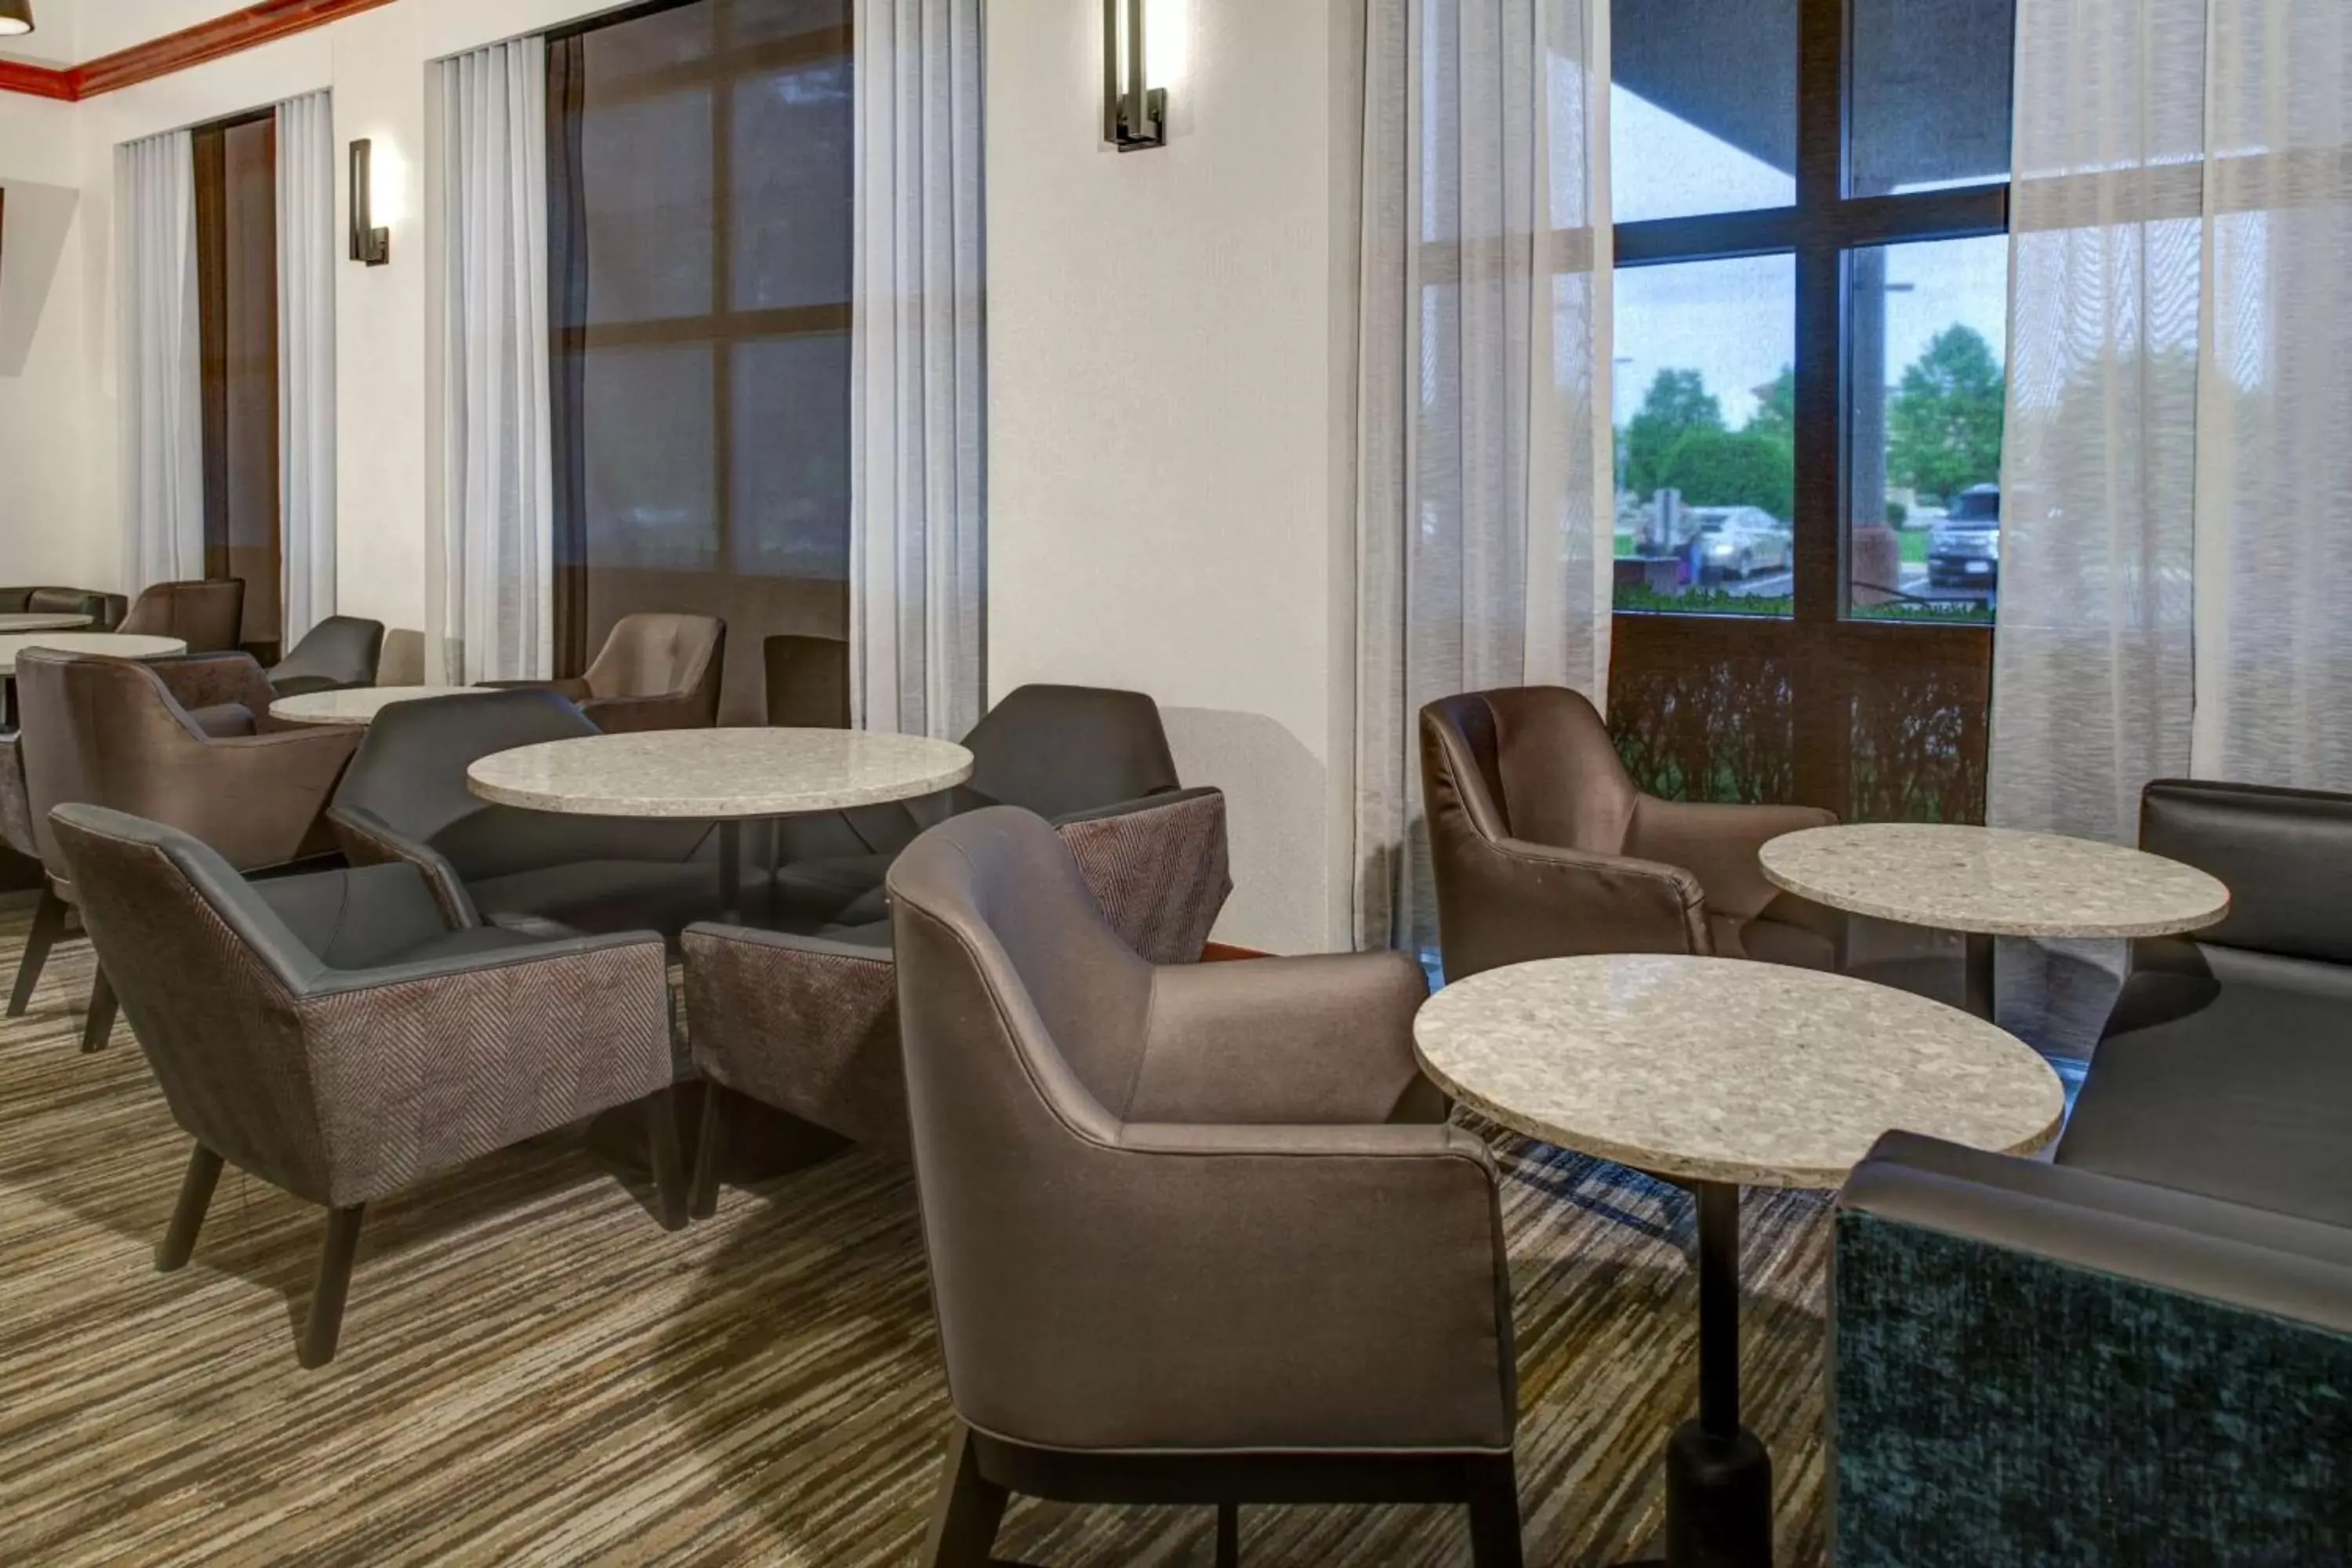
left=50, top=804, right=686, bottom=1369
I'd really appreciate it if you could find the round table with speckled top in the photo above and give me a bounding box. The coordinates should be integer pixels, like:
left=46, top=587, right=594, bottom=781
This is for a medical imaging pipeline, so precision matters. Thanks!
left=1758, top=823, right=2231, bottom=1019
left=1414, top=953, right=2066, bottom=1568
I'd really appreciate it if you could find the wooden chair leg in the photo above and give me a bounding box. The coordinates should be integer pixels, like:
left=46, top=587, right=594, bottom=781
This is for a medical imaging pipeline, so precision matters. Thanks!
left=648, top=1086, right=688, bottom=1232
left=1465, top=1454, right=1525, bottom=1568
left=155, top=1144, right=224, bottom=1272
left=919, top=1423, right=1010, bottom=1568
left=1216, top=1502, right=1240, bottom=1568
left=298, top=1205, right=365, bottom=1370
left=8, top=888, right=67, bottom=1018
left=688, top=1082, right=727, bottom=1222
left=79, top=967, right=118, bottom=1054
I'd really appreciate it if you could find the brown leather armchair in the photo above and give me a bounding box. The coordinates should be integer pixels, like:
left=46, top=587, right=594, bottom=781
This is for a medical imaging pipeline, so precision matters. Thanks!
left=485, top=612, right=724, bottom=732
left=16, top=649, right=361, bottom=1050
left=885, top=808, right=1523, bottom=1568
left=120, top=579, right=247, bottom=652
left=147, top=651, right=281, bottom=737
left=763, top=633, right=850, bottom=727
left=1421, top=686, right=1842, bottom=983
left=49, top=804, right=684, bottom=1368
left=0, top=586, right=128, bottom=630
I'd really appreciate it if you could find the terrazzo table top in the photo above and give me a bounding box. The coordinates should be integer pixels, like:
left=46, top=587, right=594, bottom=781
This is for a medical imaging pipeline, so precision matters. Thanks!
left=0, top=633, right=187, bottom=676
left=0, top=613, right=94, bottom=633
left=1759, top=822, right=2230, bottom=938
left=270, top=686, right=492, bottom=726
left=1413, top=954, right=2065, bottom=1189
left=467, top=728, right=975, bottom=819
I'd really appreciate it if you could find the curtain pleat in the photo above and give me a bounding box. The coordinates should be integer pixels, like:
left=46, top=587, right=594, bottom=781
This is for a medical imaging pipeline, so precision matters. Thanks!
left=118, top=129, right=205, bottom=590
left=1354, top=0, right=1613, bottom=955
left=437, top=38, right=554, bottom=684
left=276, top=90, right=338, bottom=644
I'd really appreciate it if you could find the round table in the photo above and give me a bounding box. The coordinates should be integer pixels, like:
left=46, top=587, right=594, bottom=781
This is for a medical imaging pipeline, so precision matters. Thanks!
left=0, top=632, right=187, bottom=675
left=1414, top=954, right=2064, bottom=1568
left=1759, top=823, right=2231, bottom=1018
left=0, top=612, right=94, bottom=633
left=466, top=728, right=975, bottom=920
left=271, top=685, right=491, bottom=726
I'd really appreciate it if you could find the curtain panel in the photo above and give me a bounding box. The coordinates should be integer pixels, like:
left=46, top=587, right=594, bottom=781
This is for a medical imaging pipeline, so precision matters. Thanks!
left=1353, top=0, right=1614, bottom=954
left=850, top=0, right=987, bottom=742
left=436, top=38, right=554, bottom=684
left=276, top=90, right=337, bottom=644
left=118, top=129, right=205, bottom=591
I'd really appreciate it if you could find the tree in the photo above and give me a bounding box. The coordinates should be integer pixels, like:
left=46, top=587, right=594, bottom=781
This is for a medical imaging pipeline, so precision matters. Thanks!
left=1659, top=426, right=1795, bottom=521
left=1747, top=364, right=1796, bottom=443
left=1887, top=326, right=2005, bottom=503
left=1623, top=368, right=1724, bottom=498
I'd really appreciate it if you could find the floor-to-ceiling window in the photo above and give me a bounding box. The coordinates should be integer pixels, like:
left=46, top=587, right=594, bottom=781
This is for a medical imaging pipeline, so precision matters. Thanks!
left=546, top=0, right=854, bottom=724
left=1606, top=0, right=2013, bottom=822
left=192, top=109, right=281, bottom=658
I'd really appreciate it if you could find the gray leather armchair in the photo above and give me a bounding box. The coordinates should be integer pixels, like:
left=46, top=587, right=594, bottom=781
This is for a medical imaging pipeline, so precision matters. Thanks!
left=328, top=689, right=735, bottom=945
left=49, top=803, right=684, bottom=1369
left=763, top=633, right=849, bottom=728
left=1421, top=686, right=1842, bottom=982
left=17, top=649, right=361, bottom=1050
left=884, top=808, right=1522, bottom=1568
left=120, top=579, right=246, bottom=652
left=484, top=612, right=724, bottom=732
left=269, top=616, right=386, bottom=697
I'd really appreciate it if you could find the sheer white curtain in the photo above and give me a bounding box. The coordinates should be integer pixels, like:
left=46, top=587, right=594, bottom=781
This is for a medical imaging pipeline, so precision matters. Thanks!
left=1353, top=0, right=1613, bottom=953
left=117, top=129, right=205, bottom=590
left=850, top=0, right=986, bottom=741
left=276, top=90, right=337, bottom=643
left=437, top=38, right=553, bottom=683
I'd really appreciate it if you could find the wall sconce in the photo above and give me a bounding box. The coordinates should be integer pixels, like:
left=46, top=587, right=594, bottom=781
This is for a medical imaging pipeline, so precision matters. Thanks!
left=348, top=139, right=390, bottom=267
left=1102, top=0, right=1167, bottom=152
left=0, top=2, right=34, bottom=40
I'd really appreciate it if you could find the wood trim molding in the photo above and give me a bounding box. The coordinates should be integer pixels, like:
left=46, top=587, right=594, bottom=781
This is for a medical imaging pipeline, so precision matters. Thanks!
left=1200, top=942, right=1272, bottom=963
left=2, top=0, right=403, bottom=103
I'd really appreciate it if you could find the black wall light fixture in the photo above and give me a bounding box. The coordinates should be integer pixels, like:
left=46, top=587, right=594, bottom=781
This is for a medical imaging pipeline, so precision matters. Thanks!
left=1102, top=0, right=1167, bottom=152
left=348, top=139, right=390, bottom=266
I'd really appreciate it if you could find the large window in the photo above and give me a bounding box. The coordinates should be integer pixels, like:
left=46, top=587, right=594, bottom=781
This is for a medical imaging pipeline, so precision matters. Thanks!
left=547, top=0, right=854, bottom=723
left=1606, top=0, right=2013, bottom=821
left=193, top=110, right=281, bottom=657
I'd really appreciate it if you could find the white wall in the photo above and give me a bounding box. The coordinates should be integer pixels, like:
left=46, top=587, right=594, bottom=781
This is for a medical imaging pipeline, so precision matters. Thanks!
left=0, top=91, right=99, bottom=587
left=986, top=0, right=1363, bottom=952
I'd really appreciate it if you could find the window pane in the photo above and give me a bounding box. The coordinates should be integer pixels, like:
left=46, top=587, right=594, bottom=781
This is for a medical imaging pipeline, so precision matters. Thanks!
left=731, top=56, right=853, bottom=311
left=582, top=343, right=718, bottom=576
left=1846, top=235, right=2008, bottom=624
left=578, top=83, right=714, bottom=324
left=1610, top=0, right=1796, bottom=222
left=1850, top=0, right=2016, bottom=196
left=1613, top=254, right=1797, bottom=616
left=731, top=332, right=851, bottom=580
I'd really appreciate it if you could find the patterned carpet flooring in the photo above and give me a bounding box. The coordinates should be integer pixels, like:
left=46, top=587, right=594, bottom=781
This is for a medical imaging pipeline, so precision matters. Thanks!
left=0, top=904, right=1834, bottom=1566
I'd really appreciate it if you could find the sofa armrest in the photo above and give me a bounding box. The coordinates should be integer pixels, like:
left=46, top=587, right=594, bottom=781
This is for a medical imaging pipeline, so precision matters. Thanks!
left=104, top=724, right=361, bottom=873
left=1435, top=829, right=1711, bottom=982
left=326, top=804, right=480, bottom=929
left=681, top=921, right=904, bottom=1149
left=1053, top=786, right=1232, bottom=965
left=153, top=652, right=278, bottom=722
left=1628, top=796, right=1835, bottom=925
left=1833, top=1131, right=2352, bottom=1567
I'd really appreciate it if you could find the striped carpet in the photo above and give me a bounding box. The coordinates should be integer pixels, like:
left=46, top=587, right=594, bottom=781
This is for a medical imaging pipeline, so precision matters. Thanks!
left=0, top=904, right=1833, bottom=1566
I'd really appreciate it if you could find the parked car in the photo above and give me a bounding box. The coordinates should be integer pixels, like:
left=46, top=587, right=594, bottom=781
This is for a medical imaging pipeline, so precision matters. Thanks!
left=1690, top=506, right=1793, bottom=580
left=1928, top=485, right=2001, bottom=586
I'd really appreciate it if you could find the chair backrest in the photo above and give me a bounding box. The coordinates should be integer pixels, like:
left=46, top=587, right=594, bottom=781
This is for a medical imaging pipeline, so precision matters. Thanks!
left=16, top=650, right=213, bottom=878
left=121, top=579, right=246, bottom=652
left=763, top=633, right=850, bottom=728
left=271, top=616, right=386, bottom=690
left=961, top=684, right=1181, bottom=821
left=2141, top=779, right=2352, bottom=967
left=48, top=803, right=337, bottom=1202
left=887, top=808, right=1162, bottom=1436
left=1420, top=686, right=1640, bottom=854
left=583, top=613, right=724, bottom=704
left=332, top=688, right=707, bottom=879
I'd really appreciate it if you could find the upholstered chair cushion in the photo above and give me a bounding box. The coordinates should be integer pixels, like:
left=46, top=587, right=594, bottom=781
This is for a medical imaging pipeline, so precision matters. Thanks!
left=269, top=616, right=387, bottom=697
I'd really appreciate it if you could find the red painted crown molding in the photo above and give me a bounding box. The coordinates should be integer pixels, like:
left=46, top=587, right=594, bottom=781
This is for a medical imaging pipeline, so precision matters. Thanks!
left=2, top=0, right=403, bottom=103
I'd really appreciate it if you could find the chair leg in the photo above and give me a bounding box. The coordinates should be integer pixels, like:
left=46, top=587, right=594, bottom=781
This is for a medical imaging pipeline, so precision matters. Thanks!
left=919, top=1422, right=1010, bottom=1568
left=298, top=1205, right=365, bottom=1370
left=648, top=1086, right=688, bottom=1232
left=1216, top=1502, right=1240, bottom=1568
left=1465, top=1454, right=1525, bottom=1568
left=155, top=1144, right=225, bottom=1272
left=79, top=968, right=118, bottom=1054
left=688, top=1082, right=727, bottom=1222
left=8, top=888, right=67, bottom=1018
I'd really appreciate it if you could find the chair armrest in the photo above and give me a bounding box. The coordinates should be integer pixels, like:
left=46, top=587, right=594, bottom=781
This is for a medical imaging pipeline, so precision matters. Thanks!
left=296, top=931, right=676, bottom=1207
left=1435, top=829, right=1711, bottom=981
left=1053, top=786, right=1233, bottom=964
left=105, top=724, right=361, bottom=873
left=1124, top=949, right=1441, bottom=1125
left=579, top=692, right=701, bottom=733
left=1627, top=796, right=1834, bottom=925
left=327, top=804, right=480, bottom=929
left=938, top=1119, right=1515, bottom=1453
left=681, top=921, right=904, bottom=1148
left=1834, top=1132, right=2352, bottom=1567
left=153, top=653, right=277, bottom=719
